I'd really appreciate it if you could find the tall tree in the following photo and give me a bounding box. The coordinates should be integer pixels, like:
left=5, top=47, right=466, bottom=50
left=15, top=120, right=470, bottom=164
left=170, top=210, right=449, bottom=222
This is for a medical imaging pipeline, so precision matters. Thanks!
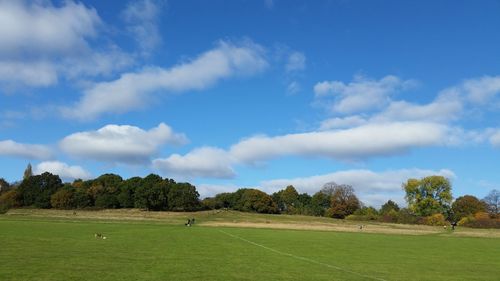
left=134, top=174, right=167, bottom=210
left=403, top=176, right=453, bottom=217
left=23, top=163, right=33, bottom=180
left=380, top=200, right=400, bottom=214
left=310, top=191, right=331, bottom=216
left=325, top=183, right=360, bottom=219
left=272, top=185, right=300, bottom=214
left=451, top=195, right=487, bottom=221
left=168, top=182, right=200, bottom=211
left=238, top=189, right=278, bottom=214
left=17, top=172, right=63, bottom=208
left=483, top=189, right=499, bottom=217
left=0, top=178, right=10, bottom=193
left=117, top=177, right=142, bottom=208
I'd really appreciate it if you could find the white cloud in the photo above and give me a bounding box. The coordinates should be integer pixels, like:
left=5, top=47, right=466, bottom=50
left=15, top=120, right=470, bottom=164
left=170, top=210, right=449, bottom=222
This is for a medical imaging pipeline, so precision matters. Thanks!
left=372, top=90, right=463, bottom=123
left=314, top=75, right=415, bottom=114
left=462, top=76, right=500, bottom=104
left=34, top=161, right=91, bottom=181
left=319, top=115, right=367, bottom=130
left=261, top=168, right=456, bottom=207
left=230, top=122, right=452, bottom=164
left=0, top=140, right=52, bottom=160
left=195, top=183, right=240, bottom=198
left=0, top=1, right=134, bottom=89
left=122, top=0, right=164, bottom=56
left=285, top=51, right=306, bottom=72
left=155, top=121, right=455, bottom=180
left=61, top=46, right=134, bottom=79
left=0, top=1, right=100, bottom=57
left=153, top=147, right=235, bottom=179
left=60, top=123, right=186, bottom=164
left=0, top=60, right=58, bottom=87
left=63, top=40, right=268, bottom=120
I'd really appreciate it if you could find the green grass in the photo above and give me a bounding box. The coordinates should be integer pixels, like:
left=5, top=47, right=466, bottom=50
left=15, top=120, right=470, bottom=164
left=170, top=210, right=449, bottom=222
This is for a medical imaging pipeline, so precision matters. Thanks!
left=0, top=216, right=499, bottom=280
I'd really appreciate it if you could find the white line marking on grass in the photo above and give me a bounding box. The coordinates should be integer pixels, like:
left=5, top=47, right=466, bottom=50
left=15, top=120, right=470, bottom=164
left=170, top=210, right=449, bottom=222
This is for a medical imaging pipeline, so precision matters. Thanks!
left=219, top=229, right=387, bottom=281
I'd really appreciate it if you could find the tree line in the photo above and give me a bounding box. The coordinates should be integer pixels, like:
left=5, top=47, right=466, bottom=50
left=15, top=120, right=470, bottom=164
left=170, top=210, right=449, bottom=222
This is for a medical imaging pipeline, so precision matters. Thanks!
left=0, top=166, right=201, bottom=212
left=0, top=165, right=499, bottom=228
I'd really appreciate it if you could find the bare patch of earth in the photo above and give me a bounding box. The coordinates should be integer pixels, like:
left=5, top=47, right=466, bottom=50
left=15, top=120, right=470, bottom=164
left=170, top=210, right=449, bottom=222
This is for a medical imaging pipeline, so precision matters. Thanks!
left=201, top=221, right=441, bottom=235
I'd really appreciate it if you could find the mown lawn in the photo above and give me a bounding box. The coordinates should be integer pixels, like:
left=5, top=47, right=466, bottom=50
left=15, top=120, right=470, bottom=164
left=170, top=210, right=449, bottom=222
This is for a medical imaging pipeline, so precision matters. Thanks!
left=0, top=217, right=499, bottom=281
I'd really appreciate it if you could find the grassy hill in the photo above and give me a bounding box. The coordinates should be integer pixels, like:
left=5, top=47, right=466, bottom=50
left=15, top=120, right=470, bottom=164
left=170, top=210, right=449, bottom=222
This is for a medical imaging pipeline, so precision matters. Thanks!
left=1, top=209, right=499, bottom=280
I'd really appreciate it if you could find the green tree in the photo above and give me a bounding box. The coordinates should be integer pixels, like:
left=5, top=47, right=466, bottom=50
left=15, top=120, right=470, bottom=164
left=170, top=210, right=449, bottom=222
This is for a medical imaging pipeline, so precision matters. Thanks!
left=134, top=174, right=169, bottom=210
left=168, top=182, right=200, bottom=211
left=239, top=189, right=278, bottom=214
left=18, top=172, right=63, bottom=208
left=0, top=189, right=20, bottom=213
left=213, top=192, right=235, bottom=209
left=93, top=174, right=123, bottom=193
left=50, top=187, right=75, bottom=209
left=403, top=176, right=453, bottom=217
left=380, top=200, right=400, bottom=214
left=451, top=195, right=487, bottom=221
left=326, top=183, right=360, bottom=219
left=296, top=193, right=312, bottom=215
left=272, top=185, right=300, bottom=214
left=310, top=191, right=330, bottom=216
left=228, top=188, right=251, bottom=211
left=350, top=206, right=379, bottom=220
left=201, top=197, right=218, bottom=210
left=117, top=177, right=142, bottom=208
left=95, top=193, right=120, bottom=209
left=73, top=187, right=91, bottom=209
left=0, top=178, right=10, bottom=194
left=23, top=163, right=33, bottom=180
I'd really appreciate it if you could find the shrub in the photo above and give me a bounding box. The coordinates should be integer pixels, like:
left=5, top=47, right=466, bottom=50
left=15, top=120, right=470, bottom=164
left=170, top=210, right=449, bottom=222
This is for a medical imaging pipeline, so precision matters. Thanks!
left=474, top=212, right=490, bottom=220
left=379, top=209, right=399, bottom=223
left=347, top=207, right=379, bottom=221
left=0, top=190, right=20, bottom=214
left=395, top=208, right=421, bottom=224
left=423, top=213, right=446, bottom=226
left=458, top=216, right=474, bottom=226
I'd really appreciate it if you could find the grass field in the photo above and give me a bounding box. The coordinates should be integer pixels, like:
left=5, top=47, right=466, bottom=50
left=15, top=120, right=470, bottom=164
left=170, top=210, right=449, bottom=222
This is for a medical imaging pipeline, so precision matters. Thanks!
left=1, top=210, right=499, bottom=281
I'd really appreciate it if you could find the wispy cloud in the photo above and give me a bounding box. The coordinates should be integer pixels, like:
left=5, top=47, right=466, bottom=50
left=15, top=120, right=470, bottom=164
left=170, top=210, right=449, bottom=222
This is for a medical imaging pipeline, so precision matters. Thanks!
left=0, top=140, right=52, bottom=160
left=63, top=40, right=268, bottom=120
left=314, top=75, right=416, bottom=114
left=122, top=0, right=165, bottom=56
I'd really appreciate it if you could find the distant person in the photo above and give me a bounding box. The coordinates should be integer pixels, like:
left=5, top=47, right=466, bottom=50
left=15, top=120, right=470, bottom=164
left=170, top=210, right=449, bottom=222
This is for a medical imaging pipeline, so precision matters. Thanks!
left=451, top=222, right=457, bottom=230
left=185, top=219, right=191, bottom=227
left=191, top=218, right=195, bottom=224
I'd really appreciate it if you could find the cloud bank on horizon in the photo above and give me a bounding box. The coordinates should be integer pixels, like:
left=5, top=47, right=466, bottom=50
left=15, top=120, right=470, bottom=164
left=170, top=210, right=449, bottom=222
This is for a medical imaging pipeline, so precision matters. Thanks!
left=1, top=0, right=500, bottom=206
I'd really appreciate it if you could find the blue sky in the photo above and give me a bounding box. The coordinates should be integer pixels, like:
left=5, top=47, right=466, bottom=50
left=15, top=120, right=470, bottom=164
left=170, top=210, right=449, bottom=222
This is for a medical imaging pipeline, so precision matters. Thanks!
left=1, top=0, right=500, bottom=207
